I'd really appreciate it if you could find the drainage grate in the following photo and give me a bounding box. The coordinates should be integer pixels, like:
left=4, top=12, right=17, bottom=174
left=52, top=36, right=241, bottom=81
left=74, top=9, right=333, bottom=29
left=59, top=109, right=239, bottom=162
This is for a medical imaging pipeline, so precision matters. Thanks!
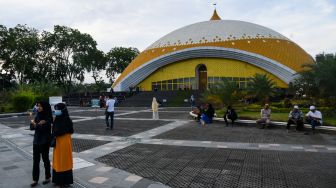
left=96, top=143, right=336, bottom=188
left=72, top=138, right=110, bottom=152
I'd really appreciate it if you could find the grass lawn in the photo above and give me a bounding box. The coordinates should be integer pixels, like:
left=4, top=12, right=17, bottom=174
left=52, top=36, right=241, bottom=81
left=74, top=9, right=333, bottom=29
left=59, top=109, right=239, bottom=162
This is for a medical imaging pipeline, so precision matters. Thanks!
left=216, top=110, right=336, bottom=127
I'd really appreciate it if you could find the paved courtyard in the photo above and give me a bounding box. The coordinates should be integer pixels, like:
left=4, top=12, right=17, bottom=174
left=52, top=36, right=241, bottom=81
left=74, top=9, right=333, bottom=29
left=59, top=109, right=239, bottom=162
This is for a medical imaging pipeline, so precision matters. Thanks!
left=0, top=106, right=336, bottom=188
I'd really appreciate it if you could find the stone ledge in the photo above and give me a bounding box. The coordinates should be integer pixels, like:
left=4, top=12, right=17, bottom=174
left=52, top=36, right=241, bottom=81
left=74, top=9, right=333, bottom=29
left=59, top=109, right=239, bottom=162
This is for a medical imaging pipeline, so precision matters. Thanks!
left=189, top=111, right=336, bottom=133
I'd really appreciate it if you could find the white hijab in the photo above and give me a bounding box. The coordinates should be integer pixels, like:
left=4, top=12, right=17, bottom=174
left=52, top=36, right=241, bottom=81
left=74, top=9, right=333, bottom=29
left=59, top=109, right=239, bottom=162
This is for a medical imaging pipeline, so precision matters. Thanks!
left=152, top=97, right=159, bottom=111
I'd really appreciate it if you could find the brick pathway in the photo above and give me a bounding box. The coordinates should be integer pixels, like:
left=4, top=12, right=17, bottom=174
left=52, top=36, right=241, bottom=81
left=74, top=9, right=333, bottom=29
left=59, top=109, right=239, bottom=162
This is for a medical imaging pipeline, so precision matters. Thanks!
left=0, top=106, right=335, bottom=188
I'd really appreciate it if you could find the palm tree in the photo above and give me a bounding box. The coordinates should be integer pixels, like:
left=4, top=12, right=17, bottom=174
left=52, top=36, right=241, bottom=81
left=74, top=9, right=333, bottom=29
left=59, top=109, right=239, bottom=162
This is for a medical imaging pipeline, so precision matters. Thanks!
left=202, top=79, right=241, bottom=108
left=248, top=74, right=276, bottom=103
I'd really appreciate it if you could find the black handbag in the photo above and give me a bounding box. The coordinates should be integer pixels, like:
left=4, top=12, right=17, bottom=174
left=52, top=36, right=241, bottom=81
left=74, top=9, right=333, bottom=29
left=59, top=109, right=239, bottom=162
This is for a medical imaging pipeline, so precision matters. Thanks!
left=50, top=137, right=56, bottom=147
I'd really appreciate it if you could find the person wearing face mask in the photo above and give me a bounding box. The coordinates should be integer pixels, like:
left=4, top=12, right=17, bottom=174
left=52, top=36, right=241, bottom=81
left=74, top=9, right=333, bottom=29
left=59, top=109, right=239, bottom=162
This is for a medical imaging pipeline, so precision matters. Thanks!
left=29, top=101, right=52, bottom=187
left=305, top=106, right=322, bottom=135
left=52, top=103, right=74, bottom=187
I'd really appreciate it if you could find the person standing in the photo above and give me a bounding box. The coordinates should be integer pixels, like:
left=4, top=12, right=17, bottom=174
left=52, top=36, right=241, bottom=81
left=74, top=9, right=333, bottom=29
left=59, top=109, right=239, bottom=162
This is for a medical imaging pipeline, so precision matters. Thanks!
left=224, top=106, right=238, bottom=127
left=105, top=95, right=115, bottom=130
left=286, top=105, right=304, bottom=132
left=256, top=104, right=271, bottom=129
left=152, top=97, right=159, bottom=120
left=99, top=95, right=104, bottom=108
left=305, top=106, right=322, bottom=134
left=29, top=101, right=52, bottom=187
left=114, top=96, right=118, bottom=107
left=190, top=95, right=195, bottom=107
left=52, top=103, right=74, bottom=187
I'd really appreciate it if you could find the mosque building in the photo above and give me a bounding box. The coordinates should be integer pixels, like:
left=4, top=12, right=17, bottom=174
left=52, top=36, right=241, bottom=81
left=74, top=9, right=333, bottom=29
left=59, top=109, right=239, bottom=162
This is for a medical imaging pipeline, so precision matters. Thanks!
left=113, top=10, right=314, bottom=91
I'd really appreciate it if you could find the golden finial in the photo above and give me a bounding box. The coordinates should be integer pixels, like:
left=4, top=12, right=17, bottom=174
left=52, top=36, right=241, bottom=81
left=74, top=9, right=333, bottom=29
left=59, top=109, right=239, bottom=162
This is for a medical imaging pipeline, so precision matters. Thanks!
left=210, top=3, right=221, bottom=20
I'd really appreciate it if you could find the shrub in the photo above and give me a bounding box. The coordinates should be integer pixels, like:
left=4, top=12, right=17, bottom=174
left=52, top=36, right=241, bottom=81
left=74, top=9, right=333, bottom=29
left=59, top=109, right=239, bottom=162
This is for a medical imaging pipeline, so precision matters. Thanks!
left=11, top=95, right=35, bottom=112
left=283, top=98, right=292, bottom=108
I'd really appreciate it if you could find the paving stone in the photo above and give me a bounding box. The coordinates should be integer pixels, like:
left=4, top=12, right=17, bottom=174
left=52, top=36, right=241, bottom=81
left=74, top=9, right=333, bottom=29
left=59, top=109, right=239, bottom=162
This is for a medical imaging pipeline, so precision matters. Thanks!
left=96, top=166, right=113, bottom=172
left=124, top=174, right=143, bottom=182
left=72, top=138, right=110, bottom=152
left=153, top=122, right=336, bottom=145
left=74, top=119, right=171, bottom=137
left=95, top=143, right=336, bottom=187
left=89, top=176, right=109, bottom=184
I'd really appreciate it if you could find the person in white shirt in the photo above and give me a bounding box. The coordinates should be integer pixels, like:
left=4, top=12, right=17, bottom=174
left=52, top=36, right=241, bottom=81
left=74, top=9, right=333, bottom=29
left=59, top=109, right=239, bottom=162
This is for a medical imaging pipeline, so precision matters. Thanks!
left=256, top=104, right=271, bottom=129
left=152, top=97, right=159, bottom=120
left=305, top=106, right=322, bottom=134
left=105, top=95, right=115, bottom=130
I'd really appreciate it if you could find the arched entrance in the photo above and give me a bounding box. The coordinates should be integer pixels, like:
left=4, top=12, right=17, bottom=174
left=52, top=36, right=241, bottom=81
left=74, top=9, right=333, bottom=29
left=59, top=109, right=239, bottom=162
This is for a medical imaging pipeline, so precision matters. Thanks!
left=196, top=64, right=207, bottom=90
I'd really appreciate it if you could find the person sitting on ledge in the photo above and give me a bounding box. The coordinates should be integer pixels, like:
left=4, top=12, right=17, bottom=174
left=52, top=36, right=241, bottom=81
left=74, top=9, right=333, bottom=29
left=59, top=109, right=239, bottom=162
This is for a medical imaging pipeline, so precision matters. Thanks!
left=224, top=106, right=238, bottom=127
left=200, top=103, right=215, bottom=126
left=256, top=104, right=271, bottom=129
left=286, top=105, right=304, bottom=132
left=192, top=105, right=205, bottom=122
left=304, top=106, right=322, bottom=135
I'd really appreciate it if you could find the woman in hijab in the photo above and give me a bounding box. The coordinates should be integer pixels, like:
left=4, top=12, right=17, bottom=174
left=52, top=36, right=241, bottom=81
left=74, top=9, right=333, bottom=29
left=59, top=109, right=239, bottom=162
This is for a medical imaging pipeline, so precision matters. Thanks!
left=200, top=103, right=215, bottom=126
left=152, top=97, right=159, bottom=120
left=30, top=101, right=52, bottom=187
left=52, top=103, right=74, bottom=187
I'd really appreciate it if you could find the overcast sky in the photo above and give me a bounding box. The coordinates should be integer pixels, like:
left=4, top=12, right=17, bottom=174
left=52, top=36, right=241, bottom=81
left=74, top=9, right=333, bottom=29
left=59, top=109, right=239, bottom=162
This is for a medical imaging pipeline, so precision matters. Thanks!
left=1, top=0, right=336, bottom=83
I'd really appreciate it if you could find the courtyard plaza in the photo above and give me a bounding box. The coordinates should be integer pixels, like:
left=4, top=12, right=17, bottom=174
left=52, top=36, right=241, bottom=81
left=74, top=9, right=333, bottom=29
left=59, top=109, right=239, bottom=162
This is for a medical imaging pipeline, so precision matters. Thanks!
left=0, top=107, right=335, bottom=188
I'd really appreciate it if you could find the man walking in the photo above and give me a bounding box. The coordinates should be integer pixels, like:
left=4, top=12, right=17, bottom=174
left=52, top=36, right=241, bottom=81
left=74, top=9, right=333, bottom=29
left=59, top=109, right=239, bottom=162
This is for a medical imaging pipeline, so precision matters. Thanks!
left=105, top=95, right=115, bottom=130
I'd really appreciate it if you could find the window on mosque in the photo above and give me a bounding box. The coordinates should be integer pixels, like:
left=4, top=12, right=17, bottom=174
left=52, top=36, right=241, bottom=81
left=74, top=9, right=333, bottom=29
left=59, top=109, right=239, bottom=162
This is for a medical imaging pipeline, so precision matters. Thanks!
left=162, top=84, right=167, bottom=90
left=151, top=76, right=253, bottom=91
left=168, top=84, right=172, bottom=90
left=173, top=84, right=178, bottom=90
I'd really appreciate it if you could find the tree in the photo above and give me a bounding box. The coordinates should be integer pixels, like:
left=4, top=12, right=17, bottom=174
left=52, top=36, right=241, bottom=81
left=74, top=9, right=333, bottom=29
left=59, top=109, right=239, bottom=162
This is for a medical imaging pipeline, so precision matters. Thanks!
left=106, top=47, right=139, bottom=81
left=84, top=50, right=107, bottom=84
left=0, top=24, right=39, bottom=85
left=248, top=73, right=276, bottom=103
left=291, top=53, right=336, bottom=105
left=43, top=25, right=100, bottom=94
left=202, top=79, right=241, bottom=108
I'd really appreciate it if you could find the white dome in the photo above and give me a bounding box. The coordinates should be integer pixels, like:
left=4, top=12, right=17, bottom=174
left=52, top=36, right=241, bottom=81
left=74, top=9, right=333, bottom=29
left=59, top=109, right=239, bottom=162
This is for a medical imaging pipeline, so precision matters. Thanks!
left=146, top=20, right=289, bottom=50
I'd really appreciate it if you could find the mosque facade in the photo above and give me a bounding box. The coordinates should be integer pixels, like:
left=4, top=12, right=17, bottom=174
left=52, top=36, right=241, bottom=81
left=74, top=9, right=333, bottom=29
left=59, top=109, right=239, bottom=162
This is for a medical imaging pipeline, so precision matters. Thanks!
left=113, top=10, right=314, bottom=91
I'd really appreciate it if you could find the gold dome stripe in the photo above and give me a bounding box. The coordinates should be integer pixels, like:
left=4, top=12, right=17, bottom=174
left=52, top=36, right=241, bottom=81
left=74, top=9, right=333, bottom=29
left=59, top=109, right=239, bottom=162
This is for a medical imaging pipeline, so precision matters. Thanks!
left=113, top=38, right=314, bottom=87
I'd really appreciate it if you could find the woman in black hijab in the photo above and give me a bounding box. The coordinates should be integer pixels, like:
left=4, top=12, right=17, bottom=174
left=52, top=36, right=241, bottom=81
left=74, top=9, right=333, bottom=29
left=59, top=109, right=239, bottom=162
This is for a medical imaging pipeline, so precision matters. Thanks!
left=30, top=101, right=52, bottom=187
left=52, top=103, right=74, bottom=187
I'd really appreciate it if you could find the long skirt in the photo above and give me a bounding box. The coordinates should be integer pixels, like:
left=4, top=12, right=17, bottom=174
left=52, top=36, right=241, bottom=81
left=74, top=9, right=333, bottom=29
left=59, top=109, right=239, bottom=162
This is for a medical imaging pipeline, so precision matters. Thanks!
left=153, top=111, right=159, bottom=120
left=52, top=134, right=73, bottom=186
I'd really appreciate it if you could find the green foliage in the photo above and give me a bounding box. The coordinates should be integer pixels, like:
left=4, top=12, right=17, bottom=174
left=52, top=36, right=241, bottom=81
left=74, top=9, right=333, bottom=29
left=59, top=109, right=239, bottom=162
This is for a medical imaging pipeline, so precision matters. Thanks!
left=291, top=53, right=336, bottom=106
left=248, top=74, right=276, bottom=103
left=167, top=91, right=193, bottom=107
left=106, top=47, right=139, bottom=80
left=0, top=24, right=39, bottom=84
left=42, top=25, right=102, bottom=93
left=30, top=81, right=62, bottom=98
left=1, top=83, right=62, bottom=112
left=9, top=89, right=36, bottom=112
left=202, top=79, right=241, bottom=108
